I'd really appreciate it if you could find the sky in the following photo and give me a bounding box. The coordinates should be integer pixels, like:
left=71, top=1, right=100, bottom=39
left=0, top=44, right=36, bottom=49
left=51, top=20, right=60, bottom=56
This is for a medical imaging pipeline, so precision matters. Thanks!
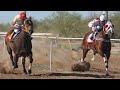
left=0, top=11, right=105, bottom=24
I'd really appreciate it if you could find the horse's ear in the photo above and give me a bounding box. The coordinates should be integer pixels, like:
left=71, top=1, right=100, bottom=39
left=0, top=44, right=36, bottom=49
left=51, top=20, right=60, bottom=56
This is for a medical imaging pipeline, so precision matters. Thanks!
left=28, top=16, right=32, bottom=20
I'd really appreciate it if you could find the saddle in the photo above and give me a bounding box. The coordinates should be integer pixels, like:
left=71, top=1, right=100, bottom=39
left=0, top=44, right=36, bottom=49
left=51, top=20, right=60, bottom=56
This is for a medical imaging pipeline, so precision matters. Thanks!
left=6, top=30, right=21, bottom=42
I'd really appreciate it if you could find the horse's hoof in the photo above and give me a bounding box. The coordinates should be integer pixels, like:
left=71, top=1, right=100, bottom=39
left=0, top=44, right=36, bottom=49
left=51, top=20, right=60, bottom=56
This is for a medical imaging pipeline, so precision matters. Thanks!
left=81, top=59, right=84, bottom=62
left=24, top=70, right=27, bottom=74
left=14, top=65, right=18, bottom=68
left=12, top=65, right=14, bottom=69
left=28, top=70, right=32, bottom=74
left=105, top=73, right=110, bottom=77
left=91, top=58, right=95, bottom=61
left=24, top=71, right=28, bottom=74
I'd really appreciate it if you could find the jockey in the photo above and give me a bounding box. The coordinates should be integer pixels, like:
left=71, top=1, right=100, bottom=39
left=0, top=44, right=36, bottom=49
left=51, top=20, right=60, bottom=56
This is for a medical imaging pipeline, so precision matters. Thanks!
left=12, top=11, right=26, bottom=25
left=10, top=11, right=27, bottom=41
left=88, top=14, right=107, bottom=40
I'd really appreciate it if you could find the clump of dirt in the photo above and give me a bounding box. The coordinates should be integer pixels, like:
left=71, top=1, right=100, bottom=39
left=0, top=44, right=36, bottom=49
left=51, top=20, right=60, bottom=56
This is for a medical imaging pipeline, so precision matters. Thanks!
left=71, top=61, right=90, bottom=72
left=0, top=62, right=13, bottom=74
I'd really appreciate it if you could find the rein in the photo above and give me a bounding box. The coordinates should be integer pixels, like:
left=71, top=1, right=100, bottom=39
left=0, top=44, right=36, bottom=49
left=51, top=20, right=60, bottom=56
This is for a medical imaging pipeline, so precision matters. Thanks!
left=95, top=28, right=111, bottom=42
left=95, top=37, right=111, bottom=42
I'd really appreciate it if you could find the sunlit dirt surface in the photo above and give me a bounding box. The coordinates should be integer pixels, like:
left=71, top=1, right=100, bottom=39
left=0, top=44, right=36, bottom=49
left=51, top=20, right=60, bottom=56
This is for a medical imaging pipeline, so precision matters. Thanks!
left=0, top=37, right=120, bottom=79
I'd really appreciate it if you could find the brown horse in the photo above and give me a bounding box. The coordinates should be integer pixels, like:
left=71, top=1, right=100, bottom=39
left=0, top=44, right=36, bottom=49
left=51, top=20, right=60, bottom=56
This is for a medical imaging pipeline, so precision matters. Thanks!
left=80, top=20, right=114, bottom=76
left=5, top=18, right=33, bottom=74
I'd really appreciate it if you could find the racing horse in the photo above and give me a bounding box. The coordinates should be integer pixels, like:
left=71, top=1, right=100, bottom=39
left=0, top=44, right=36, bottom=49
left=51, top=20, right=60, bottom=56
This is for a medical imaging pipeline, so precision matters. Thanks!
left=5, top=17, right=33, bottom=74
left=81, top=20, right=114, bottom=76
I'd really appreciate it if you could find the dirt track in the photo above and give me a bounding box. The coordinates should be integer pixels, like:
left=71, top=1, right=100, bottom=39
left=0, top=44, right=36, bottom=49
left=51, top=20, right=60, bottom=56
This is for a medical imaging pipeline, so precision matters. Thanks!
left=0, top=37, right=120, bottom=79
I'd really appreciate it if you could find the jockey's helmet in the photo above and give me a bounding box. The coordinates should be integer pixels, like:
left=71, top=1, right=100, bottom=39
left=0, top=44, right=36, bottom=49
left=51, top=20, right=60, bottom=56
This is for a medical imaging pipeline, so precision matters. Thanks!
left=20, top=11, right=26, bottom=20
left=100, top=14, right=107, bottom=21
left=20, top=11, right=25, bottom=13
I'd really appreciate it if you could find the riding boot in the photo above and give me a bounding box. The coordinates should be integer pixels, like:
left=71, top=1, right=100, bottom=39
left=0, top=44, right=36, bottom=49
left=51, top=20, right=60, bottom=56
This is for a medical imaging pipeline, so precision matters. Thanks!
left=10, top=32, right=16, bottom=42
left=90, top=33, right=94, bottom=40
left=93, top=32, right=97, bottom=40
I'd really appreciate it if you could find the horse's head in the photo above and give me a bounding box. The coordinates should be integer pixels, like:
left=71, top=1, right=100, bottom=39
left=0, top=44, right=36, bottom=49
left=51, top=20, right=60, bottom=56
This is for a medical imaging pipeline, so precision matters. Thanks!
left=24, top=17, right=33, bottom=35
left=103, top=20, right=114, bottom=38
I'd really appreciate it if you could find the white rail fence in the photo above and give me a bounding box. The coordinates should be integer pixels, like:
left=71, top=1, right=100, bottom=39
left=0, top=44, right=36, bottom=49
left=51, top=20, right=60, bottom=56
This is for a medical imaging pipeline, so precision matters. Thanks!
left=1, top=32, right=120, bottom=41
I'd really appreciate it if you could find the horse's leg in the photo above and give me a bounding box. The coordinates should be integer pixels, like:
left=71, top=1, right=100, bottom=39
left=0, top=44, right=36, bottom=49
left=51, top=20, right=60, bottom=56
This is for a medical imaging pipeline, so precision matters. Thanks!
left=10, top=53, right=14, bottom=68
left=91, top=51, right=96, bottom=61
left=99, top=51, right=109, bottom=76
left=103, top=55, right=109, bottom=76
left=22, top=57, right=27, bottom=74
left=13, top=54, right=18, bottom=68
left=81, top=49, right=90, bottom=62
left=28, top=52, right=33, bottom=74
left=104, top=51, right=111, bottom=76
left=6, top=46, right=14, bottom=68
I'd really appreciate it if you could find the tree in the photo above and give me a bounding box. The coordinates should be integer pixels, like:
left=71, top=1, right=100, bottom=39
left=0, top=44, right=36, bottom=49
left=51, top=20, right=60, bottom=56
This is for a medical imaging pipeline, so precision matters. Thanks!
left=109, top=11, right=120, bottom=38
left=49, top=11, right=82, bottom=37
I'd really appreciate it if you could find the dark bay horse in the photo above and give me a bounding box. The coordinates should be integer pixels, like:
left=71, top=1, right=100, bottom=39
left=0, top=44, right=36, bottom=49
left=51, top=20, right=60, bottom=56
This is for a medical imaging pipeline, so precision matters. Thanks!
left=81, top=20, right=114, bottom=76
left=5, top=18, right=33, bottom=74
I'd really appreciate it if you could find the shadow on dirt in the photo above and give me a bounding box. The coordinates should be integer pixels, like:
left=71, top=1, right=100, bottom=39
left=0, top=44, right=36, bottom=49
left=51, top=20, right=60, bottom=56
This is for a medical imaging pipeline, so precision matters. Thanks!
left=31, top=72, right=114, bottom=79
left=29, top=67, right=119, bottom=79
left=91, top=67, right=120, bottom=75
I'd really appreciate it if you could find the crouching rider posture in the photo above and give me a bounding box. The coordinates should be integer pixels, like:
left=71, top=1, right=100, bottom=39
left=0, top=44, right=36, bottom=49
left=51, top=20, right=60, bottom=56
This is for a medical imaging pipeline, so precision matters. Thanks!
left=10, top=11, right=33, bottom=41
left=10, top=22, right=24, bottom=41
left=88, top=14, right=107, bottom=40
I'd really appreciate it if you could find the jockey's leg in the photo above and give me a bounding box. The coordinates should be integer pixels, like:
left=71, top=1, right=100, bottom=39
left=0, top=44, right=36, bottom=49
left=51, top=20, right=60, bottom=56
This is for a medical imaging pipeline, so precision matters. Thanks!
left=92, top=27, right=96, bottom=40
left=92, top=26, right=99, bottom=40
left=93, top=31, right=97, bottom=39
left=10, top=32, right=16, bottom=41
left=90, top=33, right=94, bottom=40
left=12, top=33, right=17, bottom=39
left=11, top=29, right=20, bottom=41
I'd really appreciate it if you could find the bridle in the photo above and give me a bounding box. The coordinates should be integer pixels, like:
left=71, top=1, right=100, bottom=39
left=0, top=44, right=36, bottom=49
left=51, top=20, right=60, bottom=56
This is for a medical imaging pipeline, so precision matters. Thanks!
left=23, top=18, right=33, bottom=33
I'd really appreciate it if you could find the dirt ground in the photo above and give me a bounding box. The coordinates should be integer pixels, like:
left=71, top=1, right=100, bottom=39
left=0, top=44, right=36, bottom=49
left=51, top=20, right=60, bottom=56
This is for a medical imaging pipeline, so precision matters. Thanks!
left=0, top=37, right=120, bottom=79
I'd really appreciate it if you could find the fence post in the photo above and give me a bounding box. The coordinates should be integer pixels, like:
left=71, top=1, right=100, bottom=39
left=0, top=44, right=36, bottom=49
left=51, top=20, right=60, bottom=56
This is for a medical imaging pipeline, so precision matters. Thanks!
left=68, top=39, right=72, bottom=50
left=50, top=40, right=53, bottom=71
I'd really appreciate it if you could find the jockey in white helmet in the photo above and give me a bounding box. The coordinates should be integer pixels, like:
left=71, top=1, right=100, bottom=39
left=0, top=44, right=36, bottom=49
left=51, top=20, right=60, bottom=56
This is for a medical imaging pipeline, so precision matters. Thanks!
left=88, top=14, right=107, bottom=40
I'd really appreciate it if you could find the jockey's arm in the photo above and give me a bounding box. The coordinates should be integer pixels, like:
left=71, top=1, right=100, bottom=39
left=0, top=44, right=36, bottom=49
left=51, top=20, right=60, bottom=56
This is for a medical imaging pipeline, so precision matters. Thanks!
left=88, top=19, right=96, bottom=27
left=10, top=15, right=20, bottom=29
left=10, top=21, right=20, bottom=29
